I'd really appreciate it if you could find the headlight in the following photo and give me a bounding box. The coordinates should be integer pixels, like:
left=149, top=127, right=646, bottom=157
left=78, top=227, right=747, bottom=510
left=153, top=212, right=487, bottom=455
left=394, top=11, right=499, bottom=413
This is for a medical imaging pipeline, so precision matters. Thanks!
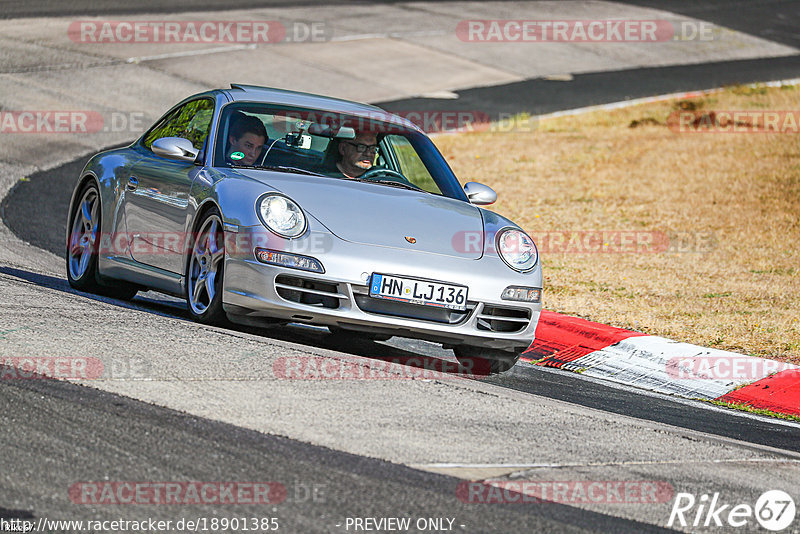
left=257, top=194, right=307, bottom=238
left=496, top=229, right=538, bottom=272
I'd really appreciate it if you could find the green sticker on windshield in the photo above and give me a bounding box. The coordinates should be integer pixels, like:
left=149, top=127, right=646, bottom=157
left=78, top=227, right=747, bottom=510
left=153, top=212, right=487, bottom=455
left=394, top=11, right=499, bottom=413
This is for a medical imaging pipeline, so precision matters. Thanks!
left=230, top=151, right=245, bottom=161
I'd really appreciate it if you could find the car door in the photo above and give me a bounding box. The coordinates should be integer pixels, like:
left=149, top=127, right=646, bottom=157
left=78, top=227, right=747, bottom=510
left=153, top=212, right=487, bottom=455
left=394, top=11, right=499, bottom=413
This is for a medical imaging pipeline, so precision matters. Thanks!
left=123, top=99, right=214, bottom=274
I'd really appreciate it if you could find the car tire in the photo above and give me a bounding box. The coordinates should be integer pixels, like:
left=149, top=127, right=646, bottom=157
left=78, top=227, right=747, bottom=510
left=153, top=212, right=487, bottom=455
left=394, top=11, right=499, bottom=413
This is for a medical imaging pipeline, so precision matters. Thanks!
left=66, top=181, right=138, bottom=301
left=186, top=206, right=229, bottom=325
left=453, top=345, right=521, bottom=375
left=328, top=326, right=392, bottom=342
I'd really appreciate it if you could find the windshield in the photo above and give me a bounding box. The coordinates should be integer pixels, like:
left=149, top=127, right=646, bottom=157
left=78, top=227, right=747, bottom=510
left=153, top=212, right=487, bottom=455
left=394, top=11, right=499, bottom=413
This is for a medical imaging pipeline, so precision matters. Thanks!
left=213, top=103, right=467, bottom=201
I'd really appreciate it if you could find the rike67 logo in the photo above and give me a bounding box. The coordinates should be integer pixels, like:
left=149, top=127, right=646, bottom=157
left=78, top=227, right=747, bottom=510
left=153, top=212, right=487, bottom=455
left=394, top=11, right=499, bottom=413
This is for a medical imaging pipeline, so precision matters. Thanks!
left=668, top=490, right=795, bottom=531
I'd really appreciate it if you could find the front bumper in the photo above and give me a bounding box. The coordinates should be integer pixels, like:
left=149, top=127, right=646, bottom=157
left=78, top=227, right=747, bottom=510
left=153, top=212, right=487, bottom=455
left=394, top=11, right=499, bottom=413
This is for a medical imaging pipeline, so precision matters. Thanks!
left=222, top=226, right=542, bottom=352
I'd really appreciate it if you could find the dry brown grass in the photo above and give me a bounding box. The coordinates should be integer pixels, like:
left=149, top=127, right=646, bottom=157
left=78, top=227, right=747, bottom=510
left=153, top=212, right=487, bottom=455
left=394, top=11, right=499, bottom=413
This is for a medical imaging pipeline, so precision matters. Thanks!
left=434, top=84, right=800, bottom=363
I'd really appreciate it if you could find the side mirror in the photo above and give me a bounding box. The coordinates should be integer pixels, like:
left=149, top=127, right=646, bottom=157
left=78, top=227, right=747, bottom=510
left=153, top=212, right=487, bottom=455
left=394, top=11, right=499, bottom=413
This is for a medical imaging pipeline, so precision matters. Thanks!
left=464, top=182, right=497, bottom=205
left=152, top=137, right=199, bottom=162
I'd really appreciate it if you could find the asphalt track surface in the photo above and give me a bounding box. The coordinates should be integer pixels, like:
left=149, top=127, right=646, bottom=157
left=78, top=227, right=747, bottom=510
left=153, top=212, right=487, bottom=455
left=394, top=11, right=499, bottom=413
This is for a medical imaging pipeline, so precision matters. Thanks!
left=1, top=374, right=678, bottom=533
left=378, top=55, right=800, bottom=122
left=3, top=2, right=800, bottom=532
left=3, top=0, right=799, bottom=50
left=4, top=0, right=800, bottom=119
left=622, top=0, right=800, bottom=49
left=376, top=0, right=800, bottom=117
left=3, top=0, right=800, bottom=473
left=4, top=150, right=800, bottom=456
left=0, top=0, right=368, bottom=19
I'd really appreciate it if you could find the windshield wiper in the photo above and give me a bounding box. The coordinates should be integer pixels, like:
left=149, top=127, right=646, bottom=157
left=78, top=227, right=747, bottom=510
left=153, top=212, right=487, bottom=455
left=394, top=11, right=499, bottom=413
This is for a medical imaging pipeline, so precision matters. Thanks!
left=262, top=165, right=324, bottom=177
left=231, top=164, right=323, bottom=177
left=349, top=177, right=425, bottom=192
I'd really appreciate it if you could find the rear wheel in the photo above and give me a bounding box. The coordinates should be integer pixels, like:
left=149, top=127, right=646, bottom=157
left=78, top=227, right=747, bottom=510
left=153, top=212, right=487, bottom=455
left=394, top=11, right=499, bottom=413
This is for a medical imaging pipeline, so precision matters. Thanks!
left=453, top=345, right=521, bottom=375
left=66, top=182, right=138, bottom=300
left=186, top=207, right=228, bottom=325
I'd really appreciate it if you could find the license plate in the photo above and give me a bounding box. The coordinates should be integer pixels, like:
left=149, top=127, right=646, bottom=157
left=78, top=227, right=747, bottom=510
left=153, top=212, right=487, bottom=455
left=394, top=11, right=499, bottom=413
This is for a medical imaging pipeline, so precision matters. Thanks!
left=369, top=274, right=468, bottom=311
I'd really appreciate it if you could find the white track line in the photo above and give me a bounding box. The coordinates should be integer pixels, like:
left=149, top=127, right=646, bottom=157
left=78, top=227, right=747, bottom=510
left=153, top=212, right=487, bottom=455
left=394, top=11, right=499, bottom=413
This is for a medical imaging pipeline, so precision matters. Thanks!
left=416, top=458, right=800, bottom=470
left=535, top=77, right=800, bottom=121
left=126, top=44, right=257, bottom=64
left=331, top=30, right=447, bottom=42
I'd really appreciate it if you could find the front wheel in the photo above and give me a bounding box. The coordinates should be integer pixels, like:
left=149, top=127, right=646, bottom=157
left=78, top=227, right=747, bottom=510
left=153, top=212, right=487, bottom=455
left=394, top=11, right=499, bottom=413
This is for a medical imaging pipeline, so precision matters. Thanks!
left=453, top=346, right=521, bottom=375
left=186, top=207, right=228, bottom=325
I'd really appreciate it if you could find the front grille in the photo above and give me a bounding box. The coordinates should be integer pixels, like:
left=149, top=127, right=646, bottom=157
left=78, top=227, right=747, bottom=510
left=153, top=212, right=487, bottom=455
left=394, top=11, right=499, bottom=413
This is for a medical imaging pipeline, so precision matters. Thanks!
left=351, top=285, right=474, bottom=324
left=275, top=275, right=347, bottom=309
left=476, top=305, right=531, bottom=333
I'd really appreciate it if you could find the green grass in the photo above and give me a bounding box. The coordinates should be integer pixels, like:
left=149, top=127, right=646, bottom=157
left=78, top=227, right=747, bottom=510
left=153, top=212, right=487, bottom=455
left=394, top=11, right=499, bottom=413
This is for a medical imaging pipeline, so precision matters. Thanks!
left=702, top=292, right=732, bottom=298
left=705, top=399, right=800, bottom=422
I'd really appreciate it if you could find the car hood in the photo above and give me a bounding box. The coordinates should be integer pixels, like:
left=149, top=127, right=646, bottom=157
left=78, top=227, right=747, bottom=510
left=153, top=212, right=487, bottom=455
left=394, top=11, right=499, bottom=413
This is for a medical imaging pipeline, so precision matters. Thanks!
left=236, top=170, right=485, bottom=259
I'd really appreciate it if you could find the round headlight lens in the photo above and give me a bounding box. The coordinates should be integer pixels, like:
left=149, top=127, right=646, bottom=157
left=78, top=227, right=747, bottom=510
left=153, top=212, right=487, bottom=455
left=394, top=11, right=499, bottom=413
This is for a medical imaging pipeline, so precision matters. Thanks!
left=258, top=194, right=306, bottom=238
left=497, top=229, right=538, bottom=272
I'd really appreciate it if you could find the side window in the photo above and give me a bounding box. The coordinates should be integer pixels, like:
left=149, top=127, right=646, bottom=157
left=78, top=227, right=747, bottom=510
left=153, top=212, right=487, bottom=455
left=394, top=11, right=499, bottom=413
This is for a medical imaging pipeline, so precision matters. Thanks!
left=382, top=135, right=442, bottom=195
left=143, top=99, right=215, bottom=151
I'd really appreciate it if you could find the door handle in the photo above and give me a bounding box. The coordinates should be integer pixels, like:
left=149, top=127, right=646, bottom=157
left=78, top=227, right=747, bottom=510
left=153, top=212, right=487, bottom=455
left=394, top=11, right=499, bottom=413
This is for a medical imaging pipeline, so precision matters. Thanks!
left=127, top=176, right=138, bottom=191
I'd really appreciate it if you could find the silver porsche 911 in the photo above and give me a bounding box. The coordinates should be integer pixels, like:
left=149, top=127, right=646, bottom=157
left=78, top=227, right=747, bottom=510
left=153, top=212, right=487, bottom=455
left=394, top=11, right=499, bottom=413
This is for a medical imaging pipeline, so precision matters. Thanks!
left=66, top=84, right=542, bottom=373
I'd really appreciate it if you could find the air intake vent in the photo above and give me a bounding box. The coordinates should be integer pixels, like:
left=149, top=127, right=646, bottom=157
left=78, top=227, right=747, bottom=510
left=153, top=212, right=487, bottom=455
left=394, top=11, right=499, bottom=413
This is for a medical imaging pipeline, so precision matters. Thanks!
left=476, top=305, right=531, bottom=333
left=275, top=275, right=346, bottom=309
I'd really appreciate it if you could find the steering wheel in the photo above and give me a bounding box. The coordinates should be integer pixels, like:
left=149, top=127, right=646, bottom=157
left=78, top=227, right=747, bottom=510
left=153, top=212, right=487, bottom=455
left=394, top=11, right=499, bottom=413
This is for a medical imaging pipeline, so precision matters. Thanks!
left=360, top=166, right=413, bottom=185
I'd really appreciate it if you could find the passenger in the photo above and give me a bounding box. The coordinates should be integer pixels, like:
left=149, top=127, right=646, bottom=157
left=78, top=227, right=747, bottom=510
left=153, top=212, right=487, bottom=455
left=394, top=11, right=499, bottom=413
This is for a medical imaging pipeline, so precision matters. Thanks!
left=226, top=114, right=268, bottom=166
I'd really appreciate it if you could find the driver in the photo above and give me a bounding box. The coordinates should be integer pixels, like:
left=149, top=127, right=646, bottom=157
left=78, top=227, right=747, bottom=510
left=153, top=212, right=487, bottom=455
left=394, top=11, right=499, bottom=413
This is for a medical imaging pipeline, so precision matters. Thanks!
left=226, top=114, right=268, bottom=166
left=334, top=131, right=379, bottom=178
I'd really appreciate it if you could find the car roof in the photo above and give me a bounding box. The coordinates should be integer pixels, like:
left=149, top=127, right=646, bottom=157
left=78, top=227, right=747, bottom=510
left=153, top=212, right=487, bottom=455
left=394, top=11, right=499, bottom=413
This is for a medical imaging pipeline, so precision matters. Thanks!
left=221, top=83, right=420, bottom=132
